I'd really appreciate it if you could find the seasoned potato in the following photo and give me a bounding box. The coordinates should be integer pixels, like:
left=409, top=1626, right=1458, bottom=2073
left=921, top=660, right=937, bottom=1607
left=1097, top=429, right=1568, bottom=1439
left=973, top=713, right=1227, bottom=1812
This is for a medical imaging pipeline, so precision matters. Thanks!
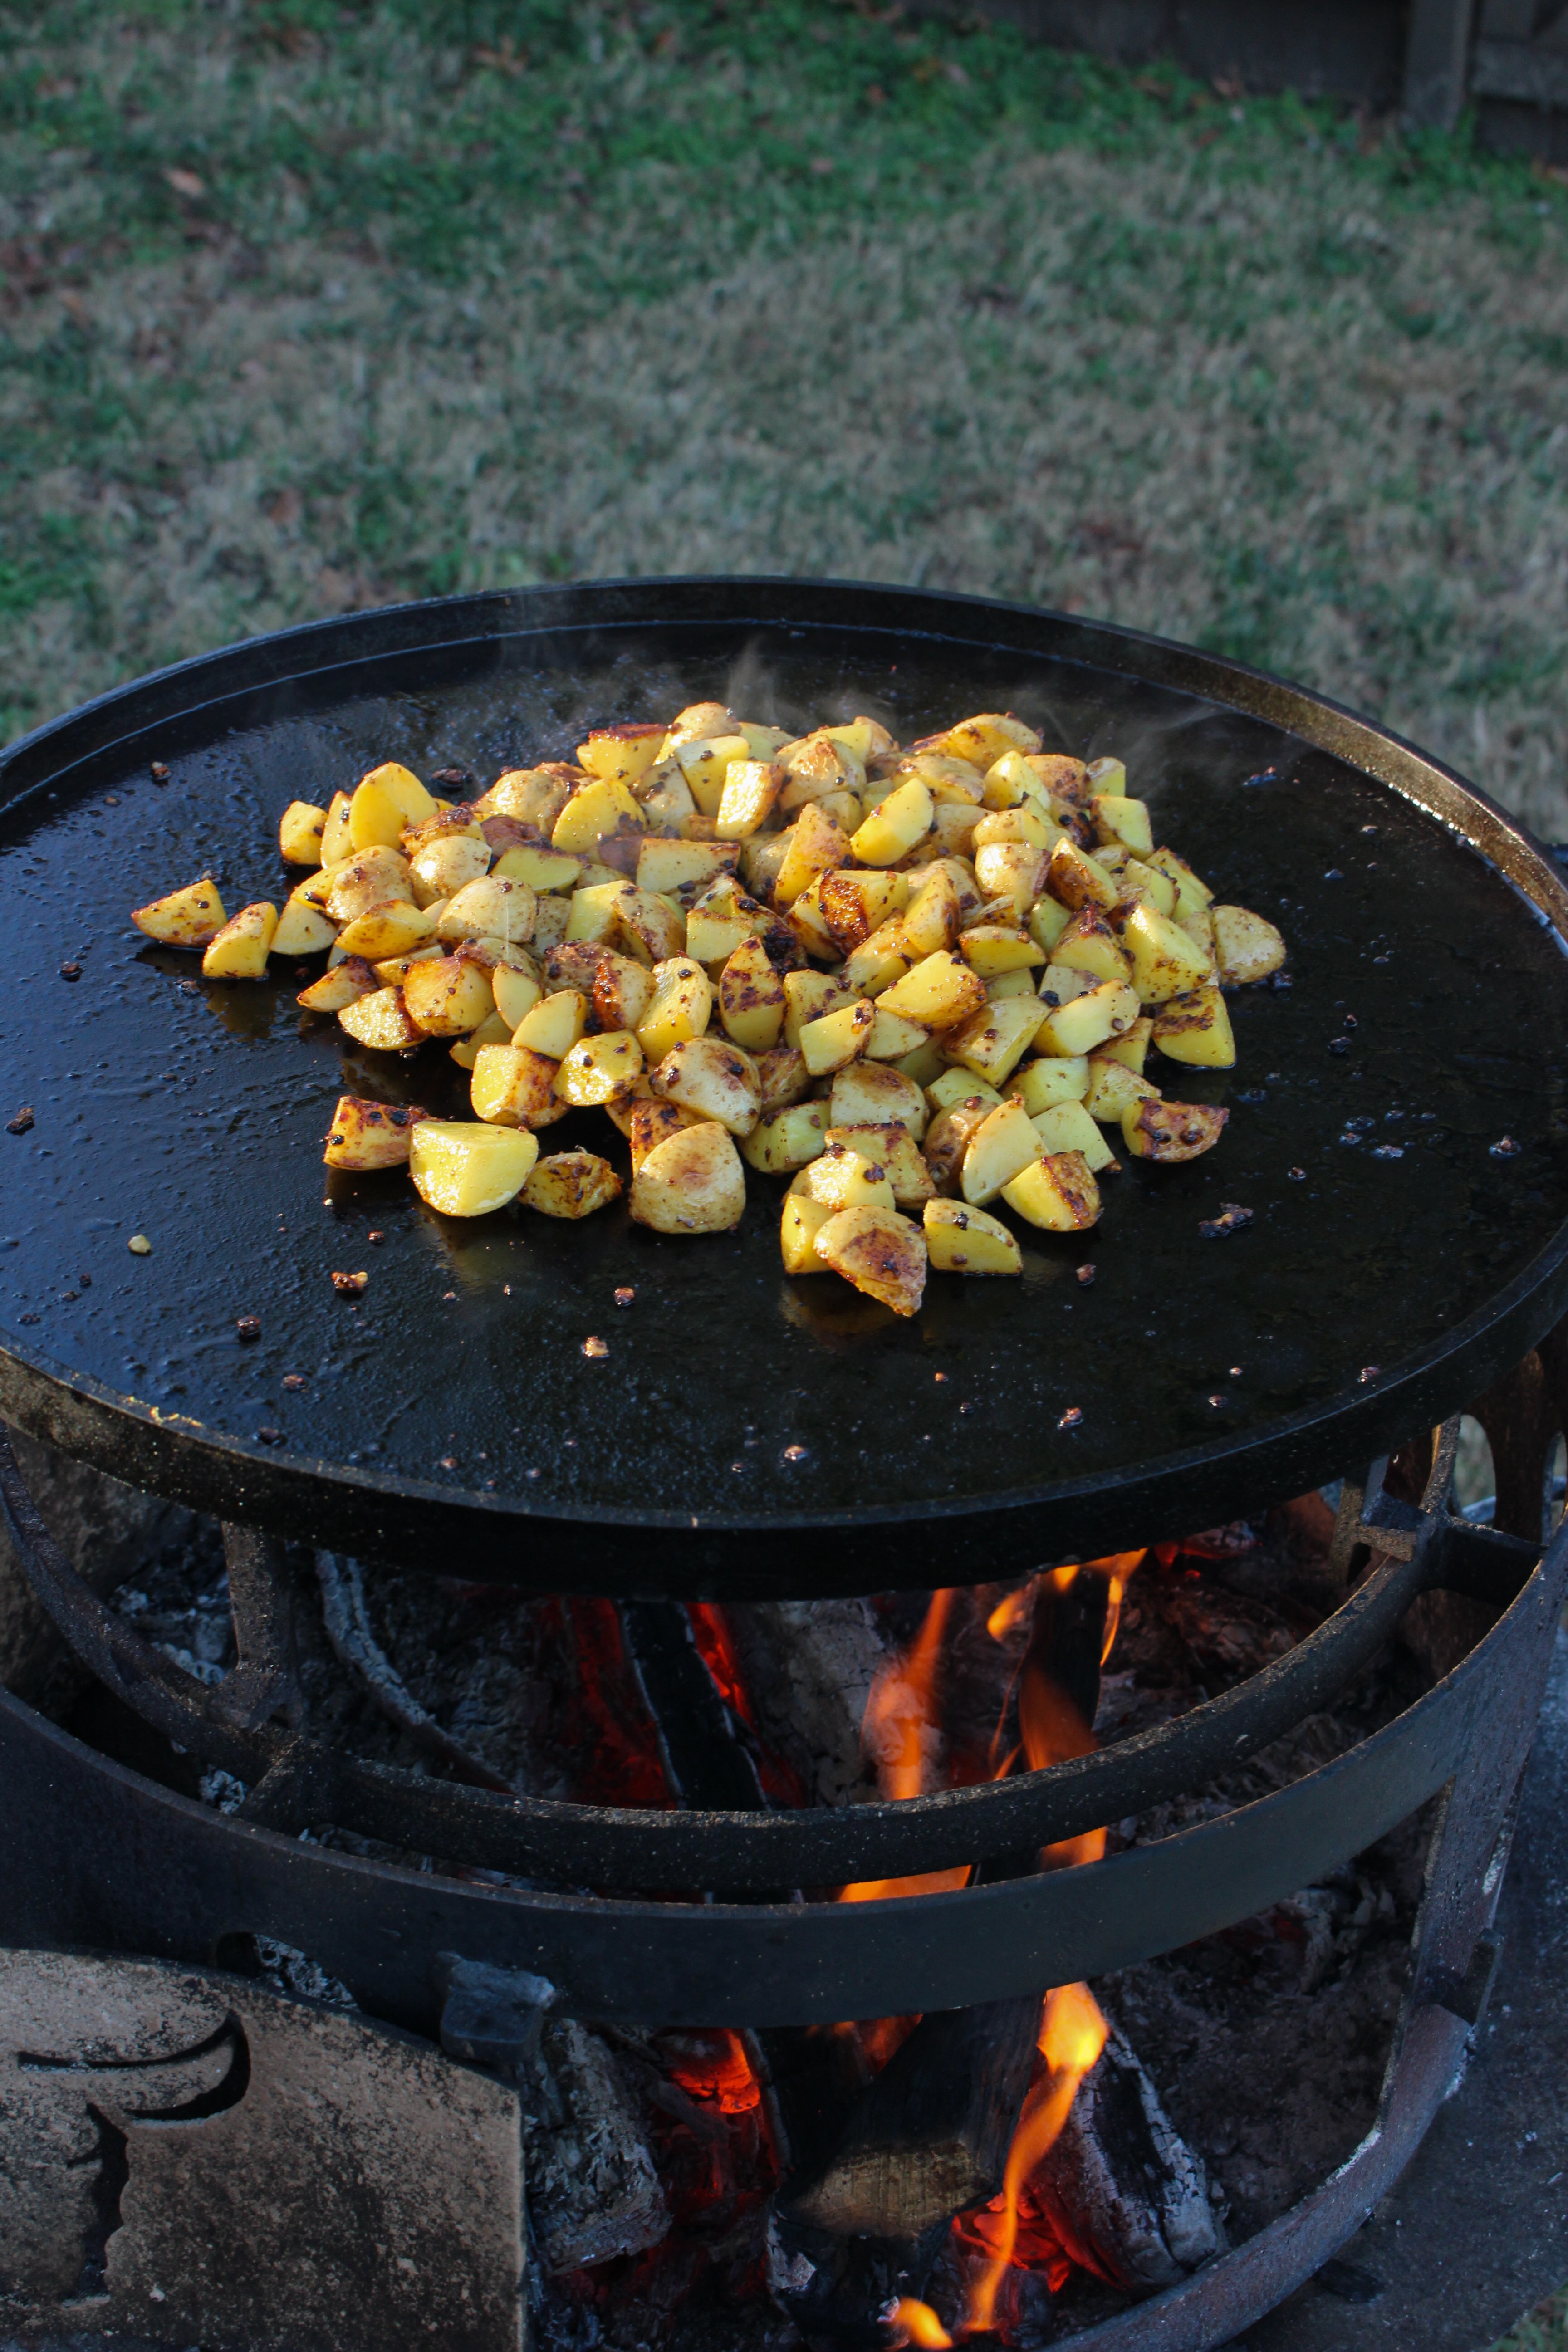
left=550, top=775, right=643, bottom=853
left=132, top=877, right=228, bottom=949
left=631, top=1120, right=747, bottom=1233
left=532, top=896, right=572, bottom=953
left=491, top=961, right=543, bottom=1031
left=590, top=951, right=656, bottom=1034
left=323, top=1095, right=427, bottom=1171
left=799, top=997, right=875, bottom=1078
left=279, top=800, right=328, bottom=866
left=959, top=922, right=1044, bottom=978
left=349, top=773, right=417, bottom=855
left=930, top=713, right=1041, bottom=771
left=1002, top=1150, right=1101, bottom=1230
left=780, top=1192, right=835, bottom=1273
left=866, top=1006, right=931, bottom=1062
left=1033, top=976, right=1140, bottom=1058
left=411, top=834, right=490, bottom=907
left=1014, top=1055, right=1089, bottom=1115
left=410, top=1118, right=537, bottom=1215
left=719, top=936, right=787, bottom=1051
left=850, top=776, right=934, bottom=868
left=828, top=1060, right=928, bottom=1140
left=627, top=1097, right=701, bottom=1171
left=1112, top=853, right=1176, bottom=918
left=613, top=882, right=686, bottom=965
left=961, top=1098, right=1041, bottom=1206
left=756, top=1044, right=812, bottom=1114
left=555, top=1030, right=644, bottom=1107
left=927, top=1067, right=1004, bottom=1117
left=1145, top=846, right=1212, bottom=917
left=514, top=989, right=588, bottom=1059
left=336, top=900, right=437, bottom=962
left=637, top=957, right=713, bottom=1061
left=577, top=721, right=665, bottom=787
left=876, top=949, right=987, bottom=1033
left=814, top=1205, right=928, bottom=1316
left=1091, top=793, right=1154, bottom=855
left=403, top=954, right=495, bottom=1037
left=492, top=840, right=582, bottom=892
left=1046, top=838, right=1120, bottom=915
left=1084, top=1055, right=1160, bottom=1123
left=635, top=838, right=737, bottom=903
left=299, top=955, right=378, bottom=1013
left=1122, top=1098, right=1230, bottom=1161
left=449, top=1009, right=512, bottom=1070
left=1152, top=985, right=1236, bottom=1068
left=716, top=758, right=784, bottom=840
left=339, top=986, right=423, bottom=1052
left=325, top=848, right=412, bottom=925
left=1084, top=755, right=1125, bottom=798
left=818, top=870, right=906, bottom=954
left=837, top=919, right=907, bottom=1000
left=924, top=1197, right=1022, bottom=1275
left=272, top=889, right=338, bottom=958
left=202, top=902, right=278, bottom=980
left=743, top=1100, right=830, bottom=1174
left=924, top=1097, right=997, bottom=1193
left=480, top=768, right=574, bottom=834
left=942, top=996, right=1042, bottom=1089
left=319, top=791, right=355, bottom=866
left=521, top=1149, right=623, bottom=1219
left=439, top=876, right=537, bottom=948
left=794, top=1143, right=896, bottom=1214
left=827, top=1122, right=934, bottom=1209
left=359, top=760, right=436, bottom=829
left=1030, top=1098, right=1119, bottom=1173
left=780, top=733, right=863, bottom=808
left=675, top=733, right=752, bottom=815
left=972, top=803, right=1060, bottom=855
left=1029, top=894, right=1072, bottom=957
left=1053, top=908, right=1131, bottom=987
left=1120, top=902, right=1215, bottom=1004
left=686, top=875, right=772, bottom=968
left=471, top=1044, right=566, bottom=1130
left=774, top=800, right=852, bottom=906
left=1096, top=1014, right=1153, bottom=1075
left=973, top=842, right=1050, bottom=921
left=900, top=865, right=963, bottom=957
left=783, top=969, right=856, bottom=1047
left=1212, top=905, right=1287, bottom=985
left=653, top=1034, right=763, bottom=1134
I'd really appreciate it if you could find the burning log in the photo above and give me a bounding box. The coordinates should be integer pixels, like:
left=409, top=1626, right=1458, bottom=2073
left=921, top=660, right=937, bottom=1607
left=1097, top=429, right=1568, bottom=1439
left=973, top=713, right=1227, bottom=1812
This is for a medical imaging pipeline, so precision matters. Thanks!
left=720, top=1596, right=891, bottom=1808
left=523, top=2011, right=670, bottom=2276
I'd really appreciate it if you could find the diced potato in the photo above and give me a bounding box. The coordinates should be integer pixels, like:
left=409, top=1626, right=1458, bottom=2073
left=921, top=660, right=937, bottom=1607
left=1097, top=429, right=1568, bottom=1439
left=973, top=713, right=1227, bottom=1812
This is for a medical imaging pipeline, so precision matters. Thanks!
left=411, top=835, right=491, bottom=907
left=814, top=1205, right=928, bottom=1317
left=822, top=715, right=895, bottom=761
left=902, top=752, right=985, bottom=806
left=840, top=920, right=910, bottom=999
left=819, top=870, right=908, bottom=954
left=781, top=1192, right=835, bottom=1274
left=323, top=1094, right=427, bottom=1171
left=675, top=733, right=753, bottom=815
left=360, top=761, right=436, bottom=828
left=551, top=776, right=643, bottom=853
left=1145, top=846, right=1212, bottom=916
left=1046, top=838, right=1120, bottom=915
left=719, top=936, right=787, bottom=1051
left=743, top=1100, right=830, bottom=1174
left=931, top=713, right=1042, bottom=770
left=1014, top=1055, right=1090, bottom=1115
left=783, top=970, right=855, bottom=1048
left=867, top=1006, right=931, bottom=1062
left=1212, top=904, right=1288, bottom=985
left=1084, top=1055, right=1160, bottom=1122
left=715, top=758, right=784, bottom=840
left=577, top=722, right=665, bottom=787
left=795, top=1143, right=897, bottom=1214
left=980, top=750, right=1039, bottom=810
left=585, top=952, right=651, bottom=1034
left=627, top=1098, right=701, bottom=1171
left=1096, top=1013, right=1153, bottom=1074
left=555, top=1030, right=644, bottom=1107
left=1121, top=902, right=1217, bottom=1005
left=799, top=997, right=876, bottom=1078
left=686, top=876, right=768, bottom=967
left=410, top=1118, right=537, bottom=1216
left=828, top=1060, right=928, bottom=1140
left=631, top=1120, right=747, bottom=1234
left=973, top=842, right=1049, bottom=920
left=927, top=1067, right=1004, bottom=1116
left=1152, top=985, right=1236, bottom=1068
left=1122, top=1098, right=1230, bottom=1161
left=1036, top=964, right=1095, bottom=1011
left=202, top=901, right=277, bottom=980
left=1029, top=894, right=1072, bottom=956
left=438, top=876, right=537, bottom=948
left=492, top=841, right=583, bottom=892
left=299, top=955, right=378, bottom=1013
left=132, top=877, right=228, bottom=949
left=521, top=1149, right=623, bottom=1219
left=403, top=954, right=495, bottom=1036
left=784, top=873, right=838, bottom=961
left=986, top=969, right=1039, bottom=1002
left=923, top=1197, right=1022, bottom=1275
left=450, top=1009, right=512, bottom=1070
left=1178, top=905, right=1220, bottom=976
left=295, top=863, right=340, bottom=912
left=780, top=733, right=863, bottom=808
left=943, top=995, right=1043, bottom=1088
left=756, top=1044, right=811, bottom=1114
left=1114, top=855, right=1176, bottom=918
left=877, top=950, right=987, bottom=1033
left=636, top=838, right=738, bottom=903
left=1030, top=1098, right=1119, bottom=1172
left=565, top=882, right=625, bottom=945
left=637, top=957, right=713, bottom=1060
left=928, top=804, right=980, bottom=858
left=514, top=989, right=588, bottom=1059
left=924, top=1096, right=997, bottom=1192
left=408, top=808, right=487, bottom=854
left=961, top=1098, right=1041, bottom=1206
left=1002, top=1150, right=1102, bottom=1231
left=491, top=961, right=542, bottom=1031
left=1033, top=976, right=1141, bottom=1057
left=542, top=941, right=612, bottom=997
left=339, top=985, right=422, bottom=1052
left=638, top=760, right=699, bottom=832
left=614, top=882, right=686, bottom=965
left=900, top=866, right=963, bottom=958
left=336, top=899, right=437, bottom=961
left=349, top=774, right=415, bottom=855
left=480, top=767, right=575, bottom=833
left=279, top=800, right=328, bottom=866
left=471, top=1044, right=565, bottom=1129
left=1053, top=909, right=1131, bottom=987
left=326, top=848, right=413, bottom=925
left=272, top=889, right=338, bottom=958
left=851, top=775, right=933, bottom=867
left=972, top=803, right=1060, bottom=855
left=1091, top=793, right=1154, bottom=855
left=827, top=1122, right=933, bottom=1209
left=1085, top=756, right=1126, bottom=797
left=320, top=791, right=355, bottom=866
left=663, top=702, right=736, bottom=752
left=960, top=923, right=1044, bottom=978
left=773, top=801, right=852, bottom=907
left=532, top=896, right=572, bottom=952
left=653, top=1034, right=764, bottom=1134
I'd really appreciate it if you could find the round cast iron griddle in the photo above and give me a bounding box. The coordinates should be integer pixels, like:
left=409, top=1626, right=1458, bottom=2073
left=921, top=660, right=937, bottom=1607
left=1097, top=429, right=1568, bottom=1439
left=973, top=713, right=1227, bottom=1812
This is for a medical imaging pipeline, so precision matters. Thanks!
left=0, top=579, right=1566, bottom=1600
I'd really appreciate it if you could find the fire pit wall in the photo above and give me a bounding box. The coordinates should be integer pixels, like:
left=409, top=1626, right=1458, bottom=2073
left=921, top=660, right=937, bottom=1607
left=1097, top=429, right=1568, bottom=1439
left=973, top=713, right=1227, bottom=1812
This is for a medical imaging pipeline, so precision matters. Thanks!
left=2, top=1329, right=1567, bottom=2352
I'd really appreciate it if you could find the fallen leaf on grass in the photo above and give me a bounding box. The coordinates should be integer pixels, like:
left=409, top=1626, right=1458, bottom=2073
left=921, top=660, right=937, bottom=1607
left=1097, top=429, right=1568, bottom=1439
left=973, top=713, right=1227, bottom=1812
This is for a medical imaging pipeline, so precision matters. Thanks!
left=162, top=167, right=207, bottom=201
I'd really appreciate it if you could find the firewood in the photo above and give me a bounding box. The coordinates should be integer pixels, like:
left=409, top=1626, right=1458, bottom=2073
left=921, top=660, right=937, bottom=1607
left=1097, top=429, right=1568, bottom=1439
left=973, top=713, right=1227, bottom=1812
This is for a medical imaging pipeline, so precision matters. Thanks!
left=720, top=1597, right=891, bottom=1808
left=523, top=2013, right=670, bottom=2275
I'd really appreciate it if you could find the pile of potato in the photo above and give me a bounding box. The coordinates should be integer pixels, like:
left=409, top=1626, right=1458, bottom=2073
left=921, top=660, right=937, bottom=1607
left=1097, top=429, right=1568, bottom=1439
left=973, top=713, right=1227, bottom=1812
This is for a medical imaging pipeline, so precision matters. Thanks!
left=132, top=702, right=1285, bottom=1319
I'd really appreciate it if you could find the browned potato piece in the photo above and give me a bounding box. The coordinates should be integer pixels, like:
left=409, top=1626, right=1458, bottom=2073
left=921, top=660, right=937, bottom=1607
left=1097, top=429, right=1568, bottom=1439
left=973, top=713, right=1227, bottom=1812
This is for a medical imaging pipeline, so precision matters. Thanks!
left=521, top=1150, right=623, bottom=1219
left=961, top=1098, right=1042, bottom=1206
left=1211, top=905, right=1287, bottom=985
left=298, top=955, right=378, bottom=1013
left=923, top=1198, right=1022, bottom=1274
left=323, top=1096, right=427, bottom=1171
left=631, top=1120, right=747, bottom=1234
left=1121, top=1098, right=1230, bottom=1161
left=202, top=901, right=277, bottom=979
left=742, top=1100, right=830, bottom=1174
left=1001, top=1150, right=1102, bottom=1231
left=828, top=1060, right=928, bottom=1141
left=653, top=1035, right=763, bottom=1135
left=773, top=801, right=852, bottom=907
left=876, top=950, right=986, bottom=1033
left=403, top=954, right=495, bottom=1036
left=132, top=877, right=227, bottom=949
left=279, top=801, right=328, bottom=865
left=1151, top=985, right=1235, bottom=1068
left=577, top=721, right=665, bottom=787
left=334, top=900, right=436, bottom=962
left=1045, top=838, right=1119, bottom=915
left=924, top=1097, right=996, bottom=1194
left=814, top=1205, right=928, bottom=1318
left=471, top=1045, right=568, bottom=1130
left=719, top=936, right=787, bottom=1052
left=628, top=1098, right=704, bottom=1173
left=325, top=848, right=413, bottom=925
left=755, top=1044, right=811, bottom=1114
left=338, top=986, right=423, bottom=1052
left=592, top=951, right=656, bottom=1034
left=612, top=883, right=686, bottom=967
left=827, top=1122, right=934, bottom=1209
left=555, top=1030, right=644, bottom=1107
left=780, top=1192, right=835, bottom=1274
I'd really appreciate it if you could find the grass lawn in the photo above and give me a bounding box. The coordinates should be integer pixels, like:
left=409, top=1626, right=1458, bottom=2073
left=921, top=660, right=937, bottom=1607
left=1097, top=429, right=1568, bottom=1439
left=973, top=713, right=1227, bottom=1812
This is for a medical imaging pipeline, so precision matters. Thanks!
left=0, top=15, right=1565, bottom=2327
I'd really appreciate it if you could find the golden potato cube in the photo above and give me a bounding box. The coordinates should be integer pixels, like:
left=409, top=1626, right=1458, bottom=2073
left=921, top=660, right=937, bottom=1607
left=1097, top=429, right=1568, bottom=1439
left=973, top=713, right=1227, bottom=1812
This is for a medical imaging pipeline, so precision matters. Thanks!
left=550, top=775, right=643, bottom=853
left=987, top=969, right=1039, bottom=1002
left=1053, top=909, right=1131, bottom=988
left=202, top=901, right=277, bottom=979
left=1046, top=838, right=1120, bottom=915
left=756, top=1044, right=811, bottom=1114
left=943, top=995, right=1042, bottom=1088
left=899, top=866, right=962, bottom=958
left=635, top=838, right=736, bottom=902
left=521, top=1149, right=623, bottom=1219
left=780, top=734, right=862, bottom=808
left=662, top=702, right=737, bottom=751
left=401, top=954, right=493, bottom=1036
left=299, top=955, right=378, bottom=1013
left=928, top=804, right=980, bottom=858
left=513, top=989, right=587, bottom=1059
left=410, top=1118, right=537, bottom=1216
left=972, top=804, right=1061, bottom=855
left=491, top=962, right=542, bottom=1031
left=1014, top=1055, right=1089, bottom=1115
left=1122, top=1098, right=1230, bottom=1161
left=1152, top=985, right=1236, bottom=1068
left=867, top=1006, right=931, bottom=1062
left=851, top=775, right=934, bottom=867
left=348, top=774, right=414, bottom=855
left=450, top=1009, right=512, bottom=1070
left=774, top=801, right=852, bottom=907
left=1145, top=846, right=1212, bottom=916
left=927, top=1067, right=1003, bottom=1116
left=1177, top=906, right=1220, bottom=976
left=686, top=878, right=761, bottom=968
left=1037, top=963, right=1094, bottom=1009
left=555, top=1030, right=644, bottom=1107
left=675, top=733, right=752, bottom=816
left=335, top=899, right=437, bottom=961
left=924, top=1097, right=995, bottom=1193
left=438, top=876, right=536, bottom=948
left=715, top=758, right=784, bottom=840
left=1121, top=902, right=1217, bottom=1004
left=589, top=952, right=653, bottom=1035
left=877, top=949, right=987, bottom=1033
left=480, top=768, right=573, bottom=833
left=961, top=1098, right=1041, bottom=1205
left=924, top=1197, right=1022, bottom=1275
left=819, top=870, right=908, bottom=954
left=1002, top=1150, right=1101, bottom=1230
left=361, top=761, right=436, bottom=828
left=781, top=1192, right=835, bottom=1274
left=1115, top=854, right=1177, bottom=917
left=132, top=876, right=228, bottom=949
left=339, top=986, right=423, bottom=1052
left=827, top=1122, right=933, bottom=1209
left=565, top=882, right=625, bottom=946
left=1086, top=756, right=1126, bottom=797
left=719, top=936, right=786, bottom=1052
left=828, top=1059, right=928, bottom=1140
left=320, top=791, right=356, bottom=867
left=491, top=842, right=582, bottom=894
left=784, top=873, right=838, bottom=961
left=631, top=1120, right=747, bottom=1234
left=623, top=1098, right=694, bottom=1170
left=814, top=1205, right=927, bottom=1317
left=637, top=957, right=713, bottom=1060
left=532, top=896, right=571, bottom=951
left=936, top=713, right=1041, bottom=770
left=613, top=883, right=685, bottom=965
left=979, top=749, right=1037, bottom=809
left=841, top=921, right=910, bottom=1000
left=471, top=1044, right=564, bottom=1129
left=577, top=722, right=665, bottom=787
left=1029, top=894, right=1072, bottom=956
left=743, top=1101, right=830, bottom=1174
left=1091, top=794, right=1153, bottom=855
left=1084, top=1055, right=1160, bottom=1122
left=411, top=835, right=490, bottom=907
left=1098, top=1014, right=1154, bottom=1073
left=795, top=1143, right=896, bottom=1214
left=782, top=970, right=853, bottom=1048
left=960, top=922, right=1044, bottom=978
left=323, top=1095, right=427, bottom=1171
left=325, top=848, right=412, bottom=925
left=294, top=862, right=339, bottom=912
left=271, top=889, right=338, bottom=958
left=800, top=998, right=876, bottom=1078
left=652, top=1034, right=763, bottom=1134
left=1212, top=904, right=1287, bottom=985
left=903, top=751, right=984, bottom=805
left=279, top=800, right=328, bottom=866
left=1031, top=1098, right=1119, bottom=1172
left=974, top=842, right=1050, bottom=921
left=822, top=715, right=894, bottom=761
left=1033, top=976, right=1140, bottom=1057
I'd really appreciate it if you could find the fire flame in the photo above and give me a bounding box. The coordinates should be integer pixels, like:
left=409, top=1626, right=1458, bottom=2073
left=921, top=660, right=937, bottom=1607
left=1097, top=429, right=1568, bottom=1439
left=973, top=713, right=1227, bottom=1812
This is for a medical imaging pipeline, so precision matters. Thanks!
left=660, top=2028, right=762, bottom=2115
left=958, top=1984, right=1110, bottom=2337
left=841, top=1590, right=970, bottom=1902
left=884, top=2297, right=955, bottom=2348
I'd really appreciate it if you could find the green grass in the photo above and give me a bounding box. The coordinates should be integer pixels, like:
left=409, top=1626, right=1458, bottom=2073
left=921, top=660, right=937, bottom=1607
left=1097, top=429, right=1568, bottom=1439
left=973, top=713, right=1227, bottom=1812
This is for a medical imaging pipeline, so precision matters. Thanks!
left=1497, top=2286, right=1568, bottom=2351
left=2, top=0, right=1567, bottom=841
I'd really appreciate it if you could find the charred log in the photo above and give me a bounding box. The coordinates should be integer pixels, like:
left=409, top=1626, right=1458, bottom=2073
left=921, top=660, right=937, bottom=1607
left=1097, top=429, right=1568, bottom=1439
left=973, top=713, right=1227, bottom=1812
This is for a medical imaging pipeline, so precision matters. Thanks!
left=523, top=2012, right=670, bottom=2276
left=720, top=1597, right=890, bottom=1808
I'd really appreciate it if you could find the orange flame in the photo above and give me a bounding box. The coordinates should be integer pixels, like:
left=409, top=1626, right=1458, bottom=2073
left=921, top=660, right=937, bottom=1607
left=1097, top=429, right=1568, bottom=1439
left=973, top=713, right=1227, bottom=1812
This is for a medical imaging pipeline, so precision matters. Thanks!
left=985, top=1583, right=1034, bottom=1642
left=959, top=1984, right=1109, bottom=2337
left=841, top=1590, right=970, bottom=1902
left=885, top=2297, right=954, bottom=2348
left=661, top=2028, right=762, bottom=2115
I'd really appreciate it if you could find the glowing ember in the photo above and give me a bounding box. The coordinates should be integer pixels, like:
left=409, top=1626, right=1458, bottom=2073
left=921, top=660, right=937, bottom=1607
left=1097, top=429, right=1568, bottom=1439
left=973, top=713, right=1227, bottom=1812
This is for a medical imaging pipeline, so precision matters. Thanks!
left=883, top=2294, right=955, bottom=2347
left=841, top=1589, right=971, bottom=1902
left=660, top=2028, right=763, bottom=2116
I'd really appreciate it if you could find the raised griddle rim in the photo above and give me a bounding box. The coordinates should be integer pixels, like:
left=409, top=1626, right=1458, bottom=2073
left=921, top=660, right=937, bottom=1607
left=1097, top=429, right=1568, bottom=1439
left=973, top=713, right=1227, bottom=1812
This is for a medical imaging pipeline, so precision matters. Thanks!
left=2, top=576, right=1567, bottom=1596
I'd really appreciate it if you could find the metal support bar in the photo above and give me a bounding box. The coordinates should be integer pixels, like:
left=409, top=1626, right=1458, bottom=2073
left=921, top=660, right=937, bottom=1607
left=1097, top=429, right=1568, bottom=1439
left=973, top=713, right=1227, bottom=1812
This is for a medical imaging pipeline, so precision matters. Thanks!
left=1404, top=0, right=1479, bottom=128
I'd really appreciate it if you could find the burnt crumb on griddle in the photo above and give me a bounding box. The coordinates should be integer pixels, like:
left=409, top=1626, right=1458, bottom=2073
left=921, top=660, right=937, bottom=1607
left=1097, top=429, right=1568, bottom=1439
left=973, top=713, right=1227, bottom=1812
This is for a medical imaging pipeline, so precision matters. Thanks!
left=330, top=1269, right=368, bottom=1296
left=6, top=1107, right=34, bottom=1135
left=235, top=1315, right=262, bottom=1342
left=150, top=760, right=170, bottom=782
left=1199, top=1203, right=1253, bottom=1239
